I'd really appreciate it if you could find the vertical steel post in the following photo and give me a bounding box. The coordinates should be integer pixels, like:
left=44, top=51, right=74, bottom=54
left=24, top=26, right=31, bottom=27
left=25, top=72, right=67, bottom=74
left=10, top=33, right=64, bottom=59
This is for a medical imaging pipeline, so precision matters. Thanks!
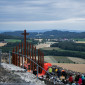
left=9, top=51, right=11, bottom=64
left=32, top=45, right=34, bottom=70
left=14, top=48, right=16, bottom=65
left=22, top=42, right=23, bottom=67
left=21, top=30, right=29, bottom=61
left=37, top=65, right=38, bottom=79
left=12, top=49, right=13, bottom=64
left=38, top=49, right=41, bottom=73
left=15, top=47, right=17, bottom=66
left=0, top=49, right=2, bottom=67
left=27, top=42, right=29, bottom=64
left=16, top=46, right=18, bottom=66
left=30, top=43, right=31, bottom=71
left=38, top=49, right=39, bottom=65
left=38, top=49, right=39, bottom=72
left=24, top=30, right=26, bottom=61
left=23, top=55, right=24, bottom=68
left=19, top=43, right=21, bottom=67
left=42, top=53, right=44, bottom=67
left=40, top=51, right=42, bottom=73
left=35, top=46, right=36, bottom=69
left=13, top=48, right=15, bottom=65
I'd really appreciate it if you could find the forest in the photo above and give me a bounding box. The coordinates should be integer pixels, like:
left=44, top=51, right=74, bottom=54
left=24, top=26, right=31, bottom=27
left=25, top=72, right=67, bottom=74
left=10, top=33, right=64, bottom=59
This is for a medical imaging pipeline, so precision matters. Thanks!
left=40, top=41, right=85, bottom=59
left=51, top=41, right=85, bottom=52
left=1, top=30, right=85, bottom=39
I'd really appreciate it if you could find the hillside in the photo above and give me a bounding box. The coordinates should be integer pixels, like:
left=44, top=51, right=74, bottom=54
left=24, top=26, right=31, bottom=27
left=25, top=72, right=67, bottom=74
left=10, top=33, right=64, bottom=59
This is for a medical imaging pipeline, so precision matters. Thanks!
left=1, top=30, right=85, bottom=39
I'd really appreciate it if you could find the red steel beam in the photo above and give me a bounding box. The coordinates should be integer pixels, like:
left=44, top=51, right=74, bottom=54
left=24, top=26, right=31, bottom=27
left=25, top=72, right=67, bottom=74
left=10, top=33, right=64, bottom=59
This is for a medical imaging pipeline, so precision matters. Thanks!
left=38, top=49, right=41, bottom=73
left=22, top=42, right=23, bottom=67
left=27, top=42, right=29, bottom=64
left=14, top=48, right=16, bottom=65
left=19, top=43, right=21, bottom=67
left=13, top=48, right=15, bottom=64
left=24, top=30, right=26, bottom=61
left=38, top=49, right=39, bottom=66
left=30, top=43, right=31, bottom=70
left=42, top=53, right=44, bottom=67
left=12, top=49, right=14, bottom=64
left=32, top=45, right=34, bottom=70
left=41, top=52, right=42, bottom=72
left=40, top=51, right=42, bottom=73
left=15, top=47, right=16, bottom=66
left=16, top=46, right=18, bottom=66
left=21, top=30, right=29, bottom=61
left=35, top=46, right=36, bottom=69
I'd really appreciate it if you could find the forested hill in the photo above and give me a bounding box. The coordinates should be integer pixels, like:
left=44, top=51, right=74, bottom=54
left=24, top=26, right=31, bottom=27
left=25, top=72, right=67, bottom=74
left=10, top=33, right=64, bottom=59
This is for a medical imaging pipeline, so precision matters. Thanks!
left=1, top=30, right=85, bottom=39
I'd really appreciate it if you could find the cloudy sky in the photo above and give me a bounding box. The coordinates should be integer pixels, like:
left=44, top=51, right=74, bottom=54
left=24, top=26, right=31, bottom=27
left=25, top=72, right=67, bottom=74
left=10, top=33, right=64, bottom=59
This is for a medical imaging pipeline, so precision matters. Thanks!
left=0, top=0, right=85, bottom=32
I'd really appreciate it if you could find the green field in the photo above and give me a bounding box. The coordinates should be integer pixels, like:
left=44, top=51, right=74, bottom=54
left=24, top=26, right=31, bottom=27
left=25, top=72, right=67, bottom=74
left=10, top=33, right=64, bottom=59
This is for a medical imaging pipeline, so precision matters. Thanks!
left=26, top=40, right=32, bottom=42
left=41, top=47, right=61, bottom=50
left=74, top=38, right=85, bottom=41
left=76, top=41, right=85, bottom=43
left=44, top=56, right=74, bottom=63
left=4, top=39, right=21, bottom=43
left=41, top=47, right=85, bottom=54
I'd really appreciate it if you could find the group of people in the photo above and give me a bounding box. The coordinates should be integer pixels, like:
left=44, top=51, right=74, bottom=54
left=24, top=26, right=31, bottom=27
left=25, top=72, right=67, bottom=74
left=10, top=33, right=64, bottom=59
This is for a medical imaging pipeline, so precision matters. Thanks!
left=45, top=66, right=85, bottom=85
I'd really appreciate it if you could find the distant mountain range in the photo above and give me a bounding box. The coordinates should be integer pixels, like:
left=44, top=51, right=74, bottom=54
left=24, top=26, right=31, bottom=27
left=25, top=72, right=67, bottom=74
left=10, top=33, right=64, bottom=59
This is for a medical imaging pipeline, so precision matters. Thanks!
left=1, top=30, right=85, bottom=39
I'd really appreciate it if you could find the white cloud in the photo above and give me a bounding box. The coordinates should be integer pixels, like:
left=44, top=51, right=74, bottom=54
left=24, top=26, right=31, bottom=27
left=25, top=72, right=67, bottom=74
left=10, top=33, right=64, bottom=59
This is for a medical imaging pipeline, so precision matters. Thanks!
left=0, top=0, right=85, bottom=31
left=1, top=18, right=85, bottom=24
left=23, top=0, right=49, bottom=5
left=0, top=18, right=85, bottom=31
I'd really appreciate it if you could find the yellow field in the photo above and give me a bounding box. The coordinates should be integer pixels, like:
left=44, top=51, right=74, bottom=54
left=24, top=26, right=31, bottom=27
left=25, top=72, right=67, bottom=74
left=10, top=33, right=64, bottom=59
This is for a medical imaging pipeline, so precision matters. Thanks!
left=68, top=57, right=85, bottom=64
left=0, top=43, right=7, bottom=47
left=76, top=41, right=85, bottom=43
left=52, top=63, right=85, bottom=73
left=36, top=42, right=56, bottom=49
left=34, top=39, right=43, bottom=42
left=36, top=43, right=50, bottom=49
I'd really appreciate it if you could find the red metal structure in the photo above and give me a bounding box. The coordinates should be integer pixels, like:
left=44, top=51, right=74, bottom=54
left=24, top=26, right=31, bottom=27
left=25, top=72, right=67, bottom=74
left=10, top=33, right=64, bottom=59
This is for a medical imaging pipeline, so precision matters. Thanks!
left=12, top=30, right=44, bottom=73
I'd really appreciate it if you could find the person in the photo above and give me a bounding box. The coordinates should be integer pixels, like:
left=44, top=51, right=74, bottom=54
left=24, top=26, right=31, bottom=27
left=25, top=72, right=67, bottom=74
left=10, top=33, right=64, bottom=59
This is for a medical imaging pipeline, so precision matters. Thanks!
left=82, top=79, right=85, bottom=85
left=62, top=70, right=67, bottom=79
left=60, top=75, right=65, bottom=81
left=33, top=69, right=37, bottom=75
left=48, top=67, right=52, bottom=75
left=55, top=68, right=58, bottom=76
left=72, top=81, right=76, bottom=85
left=75, top=75, right=80, bottom=82
left=57, top=68, right=61, bottom=78
left=75, top=81, right=79, bottom=85
left=78, top=76, right=82, bottom=85
left=72, top=73, right=76, bottom=81
left=55, top=68, right=58, bottom=72
left=69, top=75, right=73, bottom=84
left=81, top=74, right=85, bottom=81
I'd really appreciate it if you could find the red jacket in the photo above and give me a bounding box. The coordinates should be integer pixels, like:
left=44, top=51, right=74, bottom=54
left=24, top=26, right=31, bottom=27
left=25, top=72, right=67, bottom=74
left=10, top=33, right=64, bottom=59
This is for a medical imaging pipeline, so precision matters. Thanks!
left=69, top=76, right=73, bottom=83
left=78, top=78, right=82, bottom=85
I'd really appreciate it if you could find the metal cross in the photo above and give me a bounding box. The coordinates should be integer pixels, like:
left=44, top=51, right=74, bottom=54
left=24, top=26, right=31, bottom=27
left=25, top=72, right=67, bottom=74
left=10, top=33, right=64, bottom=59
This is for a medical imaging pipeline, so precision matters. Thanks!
left=21, top=30, right=29, bottom=61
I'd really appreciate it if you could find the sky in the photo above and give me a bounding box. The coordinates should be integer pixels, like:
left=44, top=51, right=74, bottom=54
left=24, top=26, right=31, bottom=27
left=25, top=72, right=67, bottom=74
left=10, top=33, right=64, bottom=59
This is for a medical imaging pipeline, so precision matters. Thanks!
left=0, top=0, right=85, bottom=32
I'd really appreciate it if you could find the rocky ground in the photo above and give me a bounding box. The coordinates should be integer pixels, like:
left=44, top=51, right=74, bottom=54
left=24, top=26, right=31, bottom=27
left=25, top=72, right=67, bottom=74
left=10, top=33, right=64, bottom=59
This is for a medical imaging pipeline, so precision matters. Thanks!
left=0, top=63, right=46, bottom=85
left=0, top=67, right=27, bottom=84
